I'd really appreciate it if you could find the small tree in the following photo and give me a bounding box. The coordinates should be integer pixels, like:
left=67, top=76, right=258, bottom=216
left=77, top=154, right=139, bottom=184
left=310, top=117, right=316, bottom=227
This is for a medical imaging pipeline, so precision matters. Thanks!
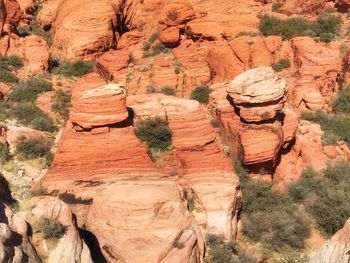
left=0, top=143, right=10, bottom=164
left=16, top=138, right=51, bottom=159
left=135, top=117, right=172, bottom=151
left=190, top=85, right=212, bottom=104
left=38, top=217, right=67, bottom=239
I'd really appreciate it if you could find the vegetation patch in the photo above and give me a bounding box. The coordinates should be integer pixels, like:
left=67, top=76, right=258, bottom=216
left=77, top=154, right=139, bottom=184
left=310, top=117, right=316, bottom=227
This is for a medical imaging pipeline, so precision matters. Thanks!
left=301, top=111, right=350, bottom=146
left=160, top=87, right=176, bottom=96
left=135, top=117, right=172, bottom=151
left=10, top=77, right=52, bottom=102
left=18, top=22, right=52, bottom=46
left=37, top=217, right=67, bottom=239
left=272, top=58, right=291, bottom=72
left=333, top=87, right=350, bottom=114
left=259, top=12, right=341, bottom=41
left=190, top=85, right=212, bottom=104
left=287, top=163, right=350, bottom=236
left=0, top=143, right=10, bottom=164
left=204, top=234, right=257, bottom=263
left=51, top=60, right=95, bottom=77
left=16, top=138, right=51, bottom=160
left=52, top=90, right=71, bottom=121
left=0, top=55, right=24, bottom=69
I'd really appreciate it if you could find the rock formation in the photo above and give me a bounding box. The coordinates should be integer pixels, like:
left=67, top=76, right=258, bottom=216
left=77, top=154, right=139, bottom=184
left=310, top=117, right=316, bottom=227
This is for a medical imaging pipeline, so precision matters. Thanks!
left=310, top=218, right=350, bottom=263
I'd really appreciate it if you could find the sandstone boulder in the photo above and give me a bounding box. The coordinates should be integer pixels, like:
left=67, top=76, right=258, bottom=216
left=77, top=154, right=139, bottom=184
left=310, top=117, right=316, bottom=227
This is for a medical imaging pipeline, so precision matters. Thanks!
left=310, top=218, right=350, bottom=263
left=69, top=73, right=129, bottom=129
left=227, top=67, right=287, bottom=122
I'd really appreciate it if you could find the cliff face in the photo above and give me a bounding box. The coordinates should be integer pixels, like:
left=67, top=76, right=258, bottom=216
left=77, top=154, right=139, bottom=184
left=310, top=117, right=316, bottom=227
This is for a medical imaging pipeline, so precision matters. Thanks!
left=310, top=218, right=350, bottom=263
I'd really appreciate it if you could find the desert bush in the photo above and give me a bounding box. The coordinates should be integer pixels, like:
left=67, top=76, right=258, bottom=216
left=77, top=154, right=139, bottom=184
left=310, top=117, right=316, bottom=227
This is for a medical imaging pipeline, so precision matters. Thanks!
left=287, top=163, right=350, bottom=236
left=10, top=77, right=52, bottom=102
left=52, top=90, right=71, bottom=120
left=51, top=60, right=95, bottom=77
left=333, top=88, right=350, bottom=113
left=0, top=67, right=17, bottom=83
left=259, top=13, right=340, bottom=41
left=18, top=22, right=52, bottom=46
left=9, top=103, right=55, bottom=132
left=190, top=85, right=212, bottom=104
left=37, top=217, right=66, bottom=239
left=0, top=55, right=23, bottom=69
left=16, top=138, right=51, bottom=159
left=143, top=43, right=169, bottom=57
left=272, top=2, right=282, bottom=12
left=135, top=117, right=172, bottom=151
left=205, top=234, right=257, bottom=263
left=0, top=143, right=10, bottom=164
left=160, top=87, right=176, bottom=96
left=241, top=178, right=310, bottom=251
left=272, top=58, right=291, bottom=72
left=301, top=111, right=350, bottom=145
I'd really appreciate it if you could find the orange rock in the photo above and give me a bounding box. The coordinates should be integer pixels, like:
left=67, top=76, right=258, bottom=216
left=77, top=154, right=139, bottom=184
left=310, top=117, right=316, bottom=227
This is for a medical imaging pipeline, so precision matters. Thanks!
left=69, top=73, right=129, bottom=129
left=0, top=83, right=12, bottom=101
left=238, top=122, right=283, bottom=165
left=280, top=0, right=328, bottom=15
left=16, top=0, right=37, bottom=14
left=96, top=50, right=130, bottom=81
left=116, top=30, right=143, bottom=49
left=159, top=26, right=180, bottom=46
left=206, top=42, right=244, bottom=82
left=227, top=67, right=287, bottom=122
left=281, top=105, right=298, bottom=148
left=3, top=0, right=21, bottom=34
left=36, top=0, right=59, bottom=29
left=324, top=145, right=337, bottom=159
left=50, top=0, right=119, bottom=59
left=159, top=1, right=196, bottom=26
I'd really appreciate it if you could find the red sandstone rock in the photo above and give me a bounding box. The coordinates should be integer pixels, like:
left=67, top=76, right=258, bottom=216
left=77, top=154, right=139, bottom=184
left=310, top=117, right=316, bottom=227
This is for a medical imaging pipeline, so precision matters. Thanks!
left=280, top=0, right=328, bottom=15
left=3, top=0, right=21, bottom=34
left=227, top=67, right=287, bottom=122
left=159, top=26, right=180, bottom=47
left=50, top=0, right=120, bottom=60
left=36, top=0, right=59, bottom=29
left=69, top=73, right=128, bottom=129
left=159, top=1, right=196, bottom=26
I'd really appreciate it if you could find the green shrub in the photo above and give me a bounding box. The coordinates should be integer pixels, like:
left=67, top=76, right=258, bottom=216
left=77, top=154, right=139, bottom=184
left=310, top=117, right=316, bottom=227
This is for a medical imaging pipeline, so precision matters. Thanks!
left=0, top=68, right=17, bottom=83
left=259, top=13, right=341, bottom=41
left=16, top=138, right=51, bottom=159
left=0, top=55, right=23, bottom=69
left=301, top=111, right=350, bottom=145
left=205, top=234, right=257, bottom=263
left=135, top=117, right=172, bottom=151
left=272, top=2, right=282, bottom=12
left=52, top=90, right=71, bottom=120
left=287, top=163, right=350, bottom=236
left=10, top=77, right=52, bottom=102
left=9, top=103, right=55, bottom=132
left=0, top=143, right=10, bottom=164
left=241, top=178, right=310, bottom=251
left=243, top=210, right=310, bottom=251
left=272, top=58, right=291, bottom=72
left=143, top=43, right=169, bottom=58
left=51, top=60, right=95, bottom=77
left=160, top=87, right=175, bottom=96
left=333, top=88, right=350, bottom=113
left=37, top=217, right=66, bottom=239
left=18, top=23, right=52, bottom=46
left=190, top=85, right=212, bottom=104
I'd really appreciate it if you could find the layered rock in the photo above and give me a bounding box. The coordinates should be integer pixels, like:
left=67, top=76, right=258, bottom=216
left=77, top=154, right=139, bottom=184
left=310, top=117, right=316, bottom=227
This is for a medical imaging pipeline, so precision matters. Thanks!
left=32, top=197, right=93, bottom=263
left=279, top=0, right=328, bottom=14
left=42, top=78, right=210, bottom=262
left=69, top=73, right=128, bottom=129
left=227, top=67, right=287, bottom=122
left=287, top=37, right=342, bottom=111
left=128, top=94, right=242, bottom=240
left=310, top=218, right=350, bottom=263
left=48, top=0, right=120, bottom=60
left=209, top=68, right=296, bottom=175
left=2, top=0, right=21, bottom=34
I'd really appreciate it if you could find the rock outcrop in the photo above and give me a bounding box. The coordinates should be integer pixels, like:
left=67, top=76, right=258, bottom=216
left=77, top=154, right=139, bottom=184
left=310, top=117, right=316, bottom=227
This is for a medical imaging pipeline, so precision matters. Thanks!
left=227, top=67, right=287, bottom=122
left=310, top=218, right=350, bottom=263
left=69, top=73, right=128, bottom=129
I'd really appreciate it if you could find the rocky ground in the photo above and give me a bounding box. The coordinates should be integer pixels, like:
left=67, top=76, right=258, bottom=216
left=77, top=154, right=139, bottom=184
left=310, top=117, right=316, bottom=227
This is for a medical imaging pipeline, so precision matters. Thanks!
left=0, top=0, right=350, bottom=262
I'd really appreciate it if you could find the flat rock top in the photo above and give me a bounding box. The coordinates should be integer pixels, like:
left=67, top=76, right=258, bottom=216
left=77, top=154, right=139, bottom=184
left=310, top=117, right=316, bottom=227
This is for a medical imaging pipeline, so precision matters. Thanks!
left=227, top=67, right=287, bottom=104
left=80, top=83, right=125, bottom=98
